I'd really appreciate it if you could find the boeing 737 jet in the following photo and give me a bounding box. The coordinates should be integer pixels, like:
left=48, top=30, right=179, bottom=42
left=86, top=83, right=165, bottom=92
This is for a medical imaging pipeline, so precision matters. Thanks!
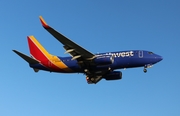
left=13, top=16, right=163, bottom=84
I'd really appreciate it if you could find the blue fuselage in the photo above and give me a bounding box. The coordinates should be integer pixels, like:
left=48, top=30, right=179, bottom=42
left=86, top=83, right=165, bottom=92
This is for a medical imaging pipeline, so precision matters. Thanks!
left=30, top=50, right=163, bottom=73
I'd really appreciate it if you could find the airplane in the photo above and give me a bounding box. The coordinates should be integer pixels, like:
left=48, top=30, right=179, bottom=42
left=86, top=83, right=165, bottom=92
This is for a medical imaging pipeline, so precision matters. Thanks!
left=13, top=16, right=163, bottom=84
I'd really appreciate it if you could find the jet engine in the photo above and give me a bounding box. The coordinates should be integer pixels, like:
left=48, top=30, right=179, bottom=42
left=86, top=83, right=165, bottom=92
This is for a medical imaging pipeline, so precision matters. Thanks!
left=94, top=56, right=114, bottom=65
left=103, top=71, right=122, bottom=80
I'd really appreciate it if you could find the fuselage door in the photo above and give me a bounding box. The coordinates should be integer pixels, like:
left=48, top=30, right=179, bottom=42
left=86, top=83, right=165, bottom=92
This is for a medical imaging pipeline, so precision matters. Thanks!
left=139, top=51, right=143, bottom=58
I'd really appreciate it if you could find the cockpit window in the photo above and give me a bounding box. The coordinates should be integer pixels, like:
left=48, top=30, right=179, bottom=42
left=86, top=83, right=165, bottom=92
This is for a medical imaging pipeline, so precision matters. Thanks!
left=148, top=52, right=153, bottom=54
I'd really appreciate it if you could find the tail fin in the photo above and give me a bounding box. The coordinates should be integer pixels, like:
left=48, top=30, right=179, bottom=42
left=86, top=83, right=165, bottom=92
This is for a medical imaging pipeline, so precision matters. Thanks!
left=27, top=36, right=52, bottom=61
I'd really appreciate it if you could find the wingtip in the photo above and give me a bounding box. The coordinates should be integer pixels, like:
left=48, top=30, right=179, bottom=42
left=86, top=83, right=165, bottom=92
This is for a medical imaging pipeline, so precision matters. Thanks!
left=39, top=16, right=49, bottom=28
left=12, top=49, right=17, bottom=53
left=12, top=50, right=22, bottom=55
left=12, top=49, right=22, bottom=56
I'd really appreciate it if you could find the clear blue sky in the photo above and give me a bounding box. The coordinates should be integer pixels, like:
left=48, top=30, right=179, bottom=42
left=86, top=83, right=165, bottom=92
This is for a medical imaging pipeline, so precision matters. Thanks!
left=0, top=0, right=179, bottom=116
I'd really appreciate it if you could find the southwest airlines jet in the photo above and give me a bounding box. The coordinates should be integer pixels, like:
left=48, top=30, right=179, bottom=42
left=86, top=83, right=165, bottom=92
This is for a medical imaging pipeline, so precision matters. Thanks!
left=13, top=16, right=163, bottom=84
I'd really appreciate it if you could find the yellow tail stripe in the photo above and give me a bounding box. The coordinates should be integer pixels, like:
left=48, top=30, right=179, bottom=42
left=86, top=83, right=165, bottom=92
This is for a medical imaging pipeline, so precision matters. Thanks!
left=29, top=35, right=51, bottom=58
left=29, top=36, right=72, bottom=72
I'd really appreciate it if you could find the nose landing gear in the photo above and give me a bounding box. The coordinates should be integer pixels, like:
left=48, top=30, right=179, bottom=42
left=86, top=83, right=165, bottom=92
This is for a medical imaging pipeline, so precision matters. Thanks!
left=143, top=68, right=147, bottom=73
left=143, top=64, right=153, bottom=73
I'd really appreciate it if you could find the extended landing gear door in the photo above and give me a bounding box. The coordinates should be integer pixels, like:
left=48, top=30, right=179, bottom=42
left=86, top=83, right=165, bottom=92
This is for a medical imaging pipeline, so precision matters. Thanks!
left=139, top=51, right=143, bottom=58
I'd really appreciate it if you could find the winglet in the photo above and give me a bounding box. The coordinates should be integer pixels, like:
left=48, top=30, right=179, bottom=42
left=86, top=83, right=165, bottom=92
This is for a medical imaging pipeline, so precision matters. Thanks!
left=39, top=16, right=49, bottom=28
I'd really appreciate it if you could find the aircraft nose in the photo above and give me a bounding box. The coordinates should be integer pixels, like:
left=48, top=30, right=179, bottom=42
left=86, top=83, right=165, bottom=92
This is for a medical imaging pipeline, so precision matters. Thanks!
left=159, top=56, right=163, bottom=61
left=156, top=55, right=163, bottom=62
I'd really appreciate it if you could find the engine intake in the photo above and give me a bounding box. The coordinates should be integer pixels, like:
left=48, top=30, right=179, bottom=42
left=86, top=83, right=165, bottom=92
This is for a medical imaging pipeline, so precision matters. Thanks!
left=103, top=71, right=122, bottom=80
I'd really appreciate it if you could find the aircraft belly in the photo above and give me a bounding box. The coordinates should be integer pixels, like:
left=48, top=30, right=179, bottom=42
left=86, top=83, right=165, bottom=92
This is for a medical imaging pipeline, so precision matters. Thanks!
left=30, top=63, right=50, bottom=71
left=62, top=60, right=83, bottom=73
left=113, top=58, right=131, bottom=69
left=112, top=57, right=148, bottom=69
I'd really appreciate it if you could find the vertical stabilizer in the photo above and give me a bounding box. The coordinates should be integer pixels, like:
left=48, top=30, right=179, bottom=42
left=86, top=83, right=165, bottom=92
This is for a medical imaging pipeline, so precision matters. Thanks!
left=27, top=36, right=51, bottom=61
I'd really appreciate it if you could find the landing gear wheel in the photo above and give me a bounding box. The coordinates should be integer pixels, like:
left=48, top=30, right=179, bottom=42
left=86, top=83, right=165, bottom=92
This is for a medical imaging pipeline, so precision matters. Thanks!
left=143, top=68, right=147, bottom=73
left=91, top=78, right=95, bottom=81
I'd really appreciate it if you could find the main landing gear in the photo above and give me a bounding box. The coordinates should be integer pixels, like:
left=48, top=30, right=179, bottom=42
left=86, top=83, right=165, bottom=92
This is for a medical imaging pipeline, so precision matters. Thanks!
left=86, top=77, right=94, bottom=84
left=143, top=68, right=147, bottom=73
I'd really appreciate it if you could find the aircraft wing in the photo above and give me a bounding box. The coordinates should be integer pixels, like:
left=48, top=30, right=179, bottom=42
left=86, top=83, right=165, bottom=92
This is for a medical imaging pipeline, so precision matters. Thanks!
left=39, top=16, right=95, bottom=61
left=39, top=16, right=110, bottom=84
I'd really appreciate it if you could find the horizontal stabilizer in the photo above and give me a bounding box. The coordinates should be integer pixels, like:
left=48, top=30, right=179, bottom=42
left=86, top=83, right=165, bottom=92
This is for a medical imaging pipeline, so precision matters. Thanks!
left=13, top=50, right=39, bottom=64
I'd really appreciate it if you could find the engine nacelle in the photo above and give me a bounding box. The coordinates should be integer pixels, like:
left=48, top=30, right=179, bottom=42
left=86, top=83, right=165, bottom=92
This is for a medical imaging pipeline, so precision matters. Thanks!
left=103, top=71, right=122, bottom=80
left=94, top=56, right=114, bottom=65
